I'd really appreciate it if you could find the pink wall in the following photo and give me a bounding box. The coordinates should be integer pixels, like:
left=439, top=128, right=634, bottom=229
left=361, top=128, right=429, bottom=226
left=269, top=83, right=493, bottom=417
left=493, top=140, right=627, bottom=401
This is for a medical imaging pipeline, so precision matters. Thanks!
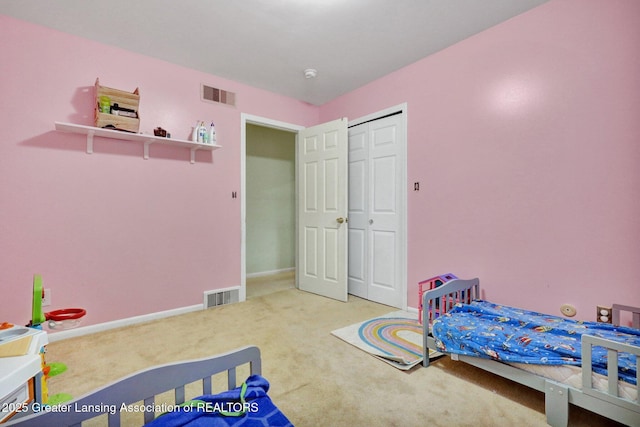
left=321, top=0, right=640, bottom=320
left=0, top=15, right=318, bottom=328
left=3, top=0, right=639, bottom=329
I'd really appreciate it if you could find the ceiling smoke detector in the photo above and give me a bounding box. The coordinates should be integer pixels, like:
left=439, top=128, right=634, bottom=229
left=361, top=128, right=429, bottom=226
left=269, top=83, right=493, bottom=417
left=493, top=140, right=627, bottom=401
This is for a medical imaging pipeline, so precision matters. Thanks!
left=304, top=68, right=318, bottom=79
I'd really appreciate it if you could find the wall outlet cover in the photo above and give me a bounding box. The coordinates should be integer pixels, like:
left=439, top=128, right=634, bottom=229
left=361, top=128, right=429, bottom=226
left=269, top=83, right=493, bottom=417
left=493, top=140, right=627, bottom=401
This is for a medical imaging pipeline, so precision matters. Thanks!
left=42, top=288, right=51, bottom=307
left=596, top=305, right=612, bottom=323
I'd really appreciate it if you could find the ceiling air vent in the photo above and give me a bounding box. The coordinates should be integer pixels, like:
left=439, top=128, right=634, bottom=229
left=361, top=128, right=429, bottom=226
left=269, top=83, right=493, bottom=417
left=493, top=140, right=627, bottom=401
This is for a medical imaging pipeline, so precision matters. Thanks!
left=201, top=84, right=236, bottom=107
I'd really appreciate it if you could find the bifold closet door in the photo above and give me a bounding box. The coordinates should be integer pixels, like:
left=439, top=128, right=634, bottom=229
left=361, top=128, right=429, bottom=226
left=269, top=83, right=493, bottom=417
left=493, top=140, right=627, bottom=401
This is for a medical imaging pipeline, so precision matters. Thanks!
left=348, top=114, right=403, bottom=308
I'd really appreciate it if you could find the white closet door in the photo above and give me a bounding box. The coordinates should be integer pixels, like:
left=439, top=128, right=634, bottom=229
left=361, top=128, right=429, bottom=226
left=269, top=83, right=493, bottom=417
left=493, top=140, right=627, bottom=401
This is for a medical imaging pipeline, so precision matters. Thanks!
left=348, top=114, right=404, bottom=308
left=347, top=125, right=368, bottom=299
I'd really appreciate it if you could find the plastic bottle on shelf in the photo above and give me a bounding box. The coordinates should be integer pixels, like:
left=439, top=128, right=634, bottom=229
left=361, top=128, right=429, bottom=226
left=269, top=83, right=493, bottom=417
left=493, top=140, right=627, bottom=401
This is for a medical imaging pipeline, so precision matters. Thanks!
left=202, top=122, right=210, bottom=144
left=192, top=121, right=200, bottom=142
left=198, top=122, right=207, bottom=144
left=209, top=122, right=217, bottom=145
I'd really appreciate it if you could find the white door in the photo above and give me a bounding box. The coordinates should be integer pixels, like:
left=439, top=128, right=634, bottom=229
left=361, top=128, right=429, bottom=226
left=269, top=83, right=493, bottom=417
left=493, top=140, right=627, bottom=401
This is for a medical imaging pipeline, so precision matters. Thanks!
left=348, top=113, right=404, bottom=308
left=298, top=118, right=349, bottom=301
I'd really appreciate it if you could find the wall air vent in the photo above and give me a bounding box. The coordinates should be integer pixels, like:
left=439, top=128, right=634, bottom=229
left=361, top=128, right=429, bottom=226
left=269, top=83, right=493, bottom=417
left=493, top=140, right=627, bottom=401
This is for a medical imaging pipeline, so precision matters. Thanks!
left=203, top=287, right=240, bottom=309
left=201, top=84, right=236, bottom=107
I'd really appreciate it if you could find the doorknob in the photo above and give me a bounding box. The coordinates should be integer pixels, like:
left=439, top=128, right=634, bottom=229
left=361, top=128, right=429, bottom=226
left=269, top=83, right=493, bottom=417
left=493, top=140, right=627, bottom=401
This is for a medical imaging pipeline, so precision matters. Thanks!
left=337, top=217, right=345, bottom=224
left=369, top=219, right=374, bottom=224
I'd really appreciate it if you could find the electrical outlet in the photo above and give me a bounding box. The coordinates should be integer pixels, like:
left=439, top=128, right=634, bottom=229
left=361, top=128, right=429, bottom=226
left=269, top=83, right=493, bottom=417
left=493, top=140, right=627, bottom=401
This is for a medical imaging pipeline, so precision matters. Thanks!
left=596, top=305, right=612, bottom=323
left=42, top=288, right=51, bottom=307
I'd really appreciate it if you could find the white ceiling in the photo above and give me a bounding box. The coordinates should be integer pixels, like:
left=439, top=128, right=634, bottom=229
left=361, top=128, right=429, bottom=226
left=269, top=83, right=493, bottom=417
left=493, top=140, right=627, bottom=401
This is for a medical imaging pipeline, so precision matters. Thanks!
left=1, top=0, right=548, bottom=105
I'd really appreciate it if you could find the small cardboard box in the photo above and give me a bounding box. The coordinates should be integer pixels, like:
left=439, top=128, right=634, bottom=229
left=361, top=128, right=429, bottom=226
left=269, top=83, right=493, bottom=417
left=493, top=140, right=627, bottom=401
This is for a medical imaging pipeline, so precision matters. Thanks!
left=94, top=78, right=140, bottom=133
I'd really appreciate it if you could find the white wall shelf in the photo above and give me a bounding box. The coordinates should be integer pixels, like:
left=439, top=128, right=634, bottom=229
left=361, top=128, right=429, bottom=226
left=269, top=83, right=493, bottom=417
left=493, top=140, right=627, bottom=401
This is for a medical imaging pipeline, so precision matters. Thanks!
left=54, top=122, right=221, bottom=164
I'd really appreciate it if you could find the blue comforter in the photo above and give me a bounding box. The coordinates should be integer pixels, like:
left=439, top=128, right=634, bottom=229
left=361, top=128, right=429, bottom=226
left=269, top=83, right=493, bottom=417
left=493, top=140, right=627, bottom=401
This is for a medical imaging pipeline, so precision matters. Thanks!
left=432, top=300, right=640, bottom=384
left=144, top=375, right=293, bottom=427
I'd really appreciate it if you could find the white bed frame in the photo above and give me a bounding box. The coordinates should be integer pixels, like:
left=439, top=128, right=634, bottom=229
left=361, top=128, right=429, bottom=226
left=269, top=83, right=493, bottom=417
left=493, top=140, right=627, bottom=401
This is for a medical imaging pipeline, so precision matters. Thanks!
left=5, top=345, right=262, bottom=427
left=421, top=278, right=640, bottom=427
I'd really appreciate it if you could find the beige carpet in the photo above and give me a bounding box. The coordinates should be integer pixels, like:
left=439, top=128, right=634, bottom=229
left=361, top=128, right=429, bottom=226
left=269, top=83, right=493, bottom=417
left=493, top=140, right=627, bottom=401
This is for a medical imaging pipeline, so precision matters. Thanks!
left=45, top=280, right=623, bottom=427
left=246, top=270, right=295, bottom=298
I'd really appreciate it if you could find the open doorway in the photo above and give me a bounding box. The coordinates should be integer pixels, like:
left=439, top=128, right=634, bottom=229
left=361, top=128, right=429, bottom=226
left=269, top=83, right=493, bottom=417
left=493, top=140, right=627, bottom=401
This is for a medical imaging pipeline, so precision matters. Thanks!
left=245, top=123, right=297, bottom=298
left=241, top=115, right=304, bottom=300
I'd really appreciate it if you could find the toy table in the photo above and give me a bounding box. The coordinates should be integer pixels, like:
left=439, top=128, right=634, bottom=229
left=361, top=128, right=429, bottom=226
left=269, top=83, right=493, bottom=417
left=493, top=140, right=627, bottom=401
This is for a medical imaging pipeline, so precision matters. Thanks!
left=0, top=327, right=48, bottom=423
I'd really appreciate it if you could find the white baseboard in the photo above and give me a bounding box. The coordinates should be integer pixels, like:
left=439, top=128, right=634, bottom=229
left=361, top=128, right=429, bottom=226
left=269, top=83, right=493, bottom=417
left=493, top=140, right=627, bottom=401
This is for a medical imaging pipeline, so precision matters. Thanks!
left=246, top=267, right=294, bottom=279
left=47, top=304, right=203, bottom=342
left=406, top=306, right=418, bottom=314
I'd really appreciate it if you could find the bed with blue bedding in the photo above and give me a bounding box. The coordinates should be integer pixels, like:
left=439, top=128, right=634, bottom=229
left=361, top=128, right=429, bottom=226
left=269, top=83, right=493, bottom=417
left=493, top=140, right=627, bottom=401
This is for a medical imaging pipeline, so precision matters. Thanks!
left=432, top=300, right=640, bottom=385
left=143, top=375, right=292, bottom=427
left=6, top=346, right=293, bottom=427
left=421, top=277, right=640, bottom=427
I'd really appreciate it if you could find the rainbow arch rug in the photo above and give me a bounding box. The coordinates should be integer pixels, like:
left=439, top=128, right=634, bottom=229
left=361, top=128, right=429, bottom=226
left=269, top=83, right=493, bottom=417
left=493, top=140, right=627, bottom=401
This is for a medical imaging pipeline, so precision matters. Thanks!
left=331, top=311, right=441, bottom=370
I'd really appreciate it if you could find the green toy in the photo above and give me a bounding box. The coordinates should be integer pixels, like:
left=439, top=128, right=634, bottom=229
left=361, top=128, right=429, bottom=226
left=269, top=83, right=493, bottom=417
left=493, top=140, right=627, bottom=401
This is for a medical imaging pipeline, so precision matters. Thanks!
left=30, top=274, right=46, bottom=327
left=28, top=274, right=73, bottom=405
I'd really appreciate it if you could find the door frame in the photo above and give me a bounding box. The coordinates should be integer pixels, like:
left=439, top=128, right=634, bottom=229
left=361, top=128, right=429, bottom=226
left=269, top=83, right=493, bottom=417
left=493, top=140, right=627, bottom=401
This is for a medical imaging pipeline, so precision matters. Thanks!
left=348, top=103, right=408, bottom=310
left=240, top=113, right=304, bottom=302
left=240, top=104, right=407, bottom=310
